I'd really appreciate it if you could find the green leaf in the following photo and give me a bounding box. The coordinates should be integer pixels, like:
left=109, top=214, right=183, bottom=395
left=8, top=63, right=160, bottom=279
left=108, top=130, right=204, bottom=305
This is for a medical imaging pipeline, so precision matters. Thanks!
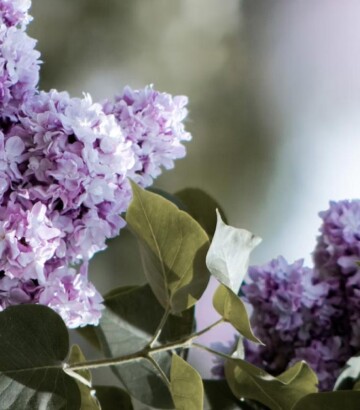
left=0, top=305, right=80, bottom=410
left=66, top=345, right=100, bottom=410
left=147, top=187, right=188, bottom=211
left=213, top=284, right=261, bottom=344
left=127, top=181, right=210, bottom=313
left=170, top=354, right=203, bottom=410
left=175, top=188, right=228, bottom=236
left=292, top=391, right=360, bottom=410
left=76, top=326, right=102, bottom=351
left=94, top=386, right=134, bottom=410
left=203, top=379, right=244, bottom=410
left=225, top=359, right=318, bottom=410
left=76, top=287, right=138, bottom=352
left=334, top=356, right=360, bottom=390
left=206, top=210, right=262, bottom=294
left=96, top=284, right=194, bottom=409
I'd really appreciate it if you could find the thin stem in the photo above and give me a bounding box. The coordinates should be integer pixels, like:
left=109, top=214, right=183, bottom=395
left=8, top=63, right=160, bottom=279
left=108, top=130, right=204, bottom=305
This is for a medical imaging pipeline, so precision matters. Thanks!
left=189, top=318, right=224, bottom=340
left=67, top=339, right=191, bottom=372
left=148, top=308, right=170, bottom=348
left=146, top=355, right=171, bottom=389
left=65, top=351, right=144, bottom=371
left=192, top=342, right=233, bottom=361
left=66, top=317, right=224, bottom=372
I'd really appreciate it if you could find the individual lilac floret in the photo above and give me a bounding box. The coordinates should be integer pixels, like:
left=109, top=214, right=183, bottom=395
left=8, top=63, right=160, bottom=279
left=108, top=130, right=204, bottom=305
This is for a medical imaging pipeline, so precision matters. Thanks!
left=14, top=90, right=135, bottom=261
left=0, top=24, right=40, bottom=119
left=103, top=85, right=191, bottom=187
left=0, top=0, right=32, bottom=28
left=242, top=256, right=350, bottom=391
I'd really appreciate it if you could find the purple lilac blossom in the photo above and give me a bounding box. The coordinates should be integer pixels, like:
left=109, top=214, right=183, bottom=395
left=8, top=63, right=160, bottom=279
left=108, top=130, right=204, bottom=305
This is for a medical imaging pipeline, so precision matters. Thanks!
left=314, top=200, right=360, bottom=348
left=0, top=0, right=32, bottom=28
left=16, top=90, right=135, bottom=261
left=0, top=1, right=191, bottom=328
left=0, top=0, right=40, bottom=120
left=241, top=256, right=352, bottom=391
left=103, top=85, right=191, bottom=187
left=0, top=85, right=191, bottom=327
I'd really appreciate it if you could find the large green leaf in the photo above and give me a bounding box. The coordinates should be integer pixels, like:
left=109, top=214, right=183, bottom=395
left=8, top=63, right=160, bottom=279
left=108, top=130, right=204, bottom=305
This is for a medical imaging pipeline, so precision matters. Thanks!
left=170, top=354, right=203, bottom=410
left=175, top=188, right=228, bottom=236
left=225, top=359, right=318, bottom=410
left=213, top=284, right=261, bottom=344
left=96, top=284, right=194, bottom=409
left=94, top=386, right=133, bottom=410
left=76, top=326, right=101, bottom=351
left=67, top=345, right=100, bottom=410
left=292, top=391, right=360, bottom=410
left=147, top=187, right=187, bottom=211
left=0, top=305, right=80, bottom=410
left=127, top=181, right=210, bottom=313
left=203, top=379, right=244, bottom=410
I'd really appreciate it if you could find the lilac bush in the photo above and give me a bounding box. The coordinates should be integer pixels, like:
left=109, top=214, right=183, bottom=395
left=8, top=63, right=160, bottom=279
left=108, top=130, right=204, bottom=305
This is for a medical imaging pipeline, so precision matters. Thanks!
left=0, top=0, right=191, bottom=328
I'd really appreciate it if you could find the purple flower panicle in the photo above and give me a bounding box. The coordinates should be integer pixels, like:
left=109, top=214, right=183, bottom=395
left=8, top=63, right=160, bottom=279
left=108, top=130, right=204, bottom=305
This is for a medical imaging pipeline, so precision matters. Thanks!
left=0, top=0, right=191, bottom=327
left=241, top=256, right=351, bottom=391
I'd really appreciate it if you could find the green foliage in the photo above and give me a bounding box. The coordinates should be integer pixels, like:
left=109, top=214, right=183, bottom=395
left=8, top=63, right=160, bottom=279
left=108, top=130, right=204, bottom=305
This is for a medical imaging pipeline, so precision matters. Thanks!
left=0, top=305, right=80, bottom=410
left=203, top=379, right=245, bottom=410
left=127, top=181, right=210, bottom=313
left=147, top=187, right=188, bottom=211
left=175, top=187, right=228, bottom=236
left=206, top=210, right=261, bottom=294
left=4, top=185, right=360, bottom=409
left=94, top=386, right=134, bottom=410
left=213, top=284, right=261, bottom=344
left=292, top=391, right=360, bottom=409
left=96, top=284, right=194, bottom=409
left=334, top=356, right=360, bottom=391
left=67, top=345, right=100, bottom=409
left=225, top=359, right=318, bottom=410
left=76, top=326, right=102, bottom=351
left=170, top=354, right=204, bottom=410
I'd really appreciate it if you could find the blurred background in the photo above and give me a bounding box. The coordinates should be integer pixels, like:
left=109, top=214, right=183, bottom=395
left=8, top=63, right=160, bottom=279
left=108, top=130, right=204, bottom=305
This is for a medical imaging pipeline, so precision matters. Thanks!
left=29, top=0, right=360, bottom=404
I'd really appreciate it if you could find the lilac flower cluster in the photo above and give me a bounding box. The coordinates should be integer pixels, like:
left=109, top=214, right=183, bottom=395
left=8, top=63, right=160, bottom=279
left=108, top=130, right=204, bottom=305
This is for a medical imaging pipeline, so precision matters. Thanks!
left=103, top=85, right=191, bottom=187
left=0, top=1, right=191, bottom=327
left=314, top=200, right=360, bottom=348
left=0, top=0, right=39, bottom=120
left=227, top=200, right=360, bottom=391
left=241, top=257, right=351, bottom=391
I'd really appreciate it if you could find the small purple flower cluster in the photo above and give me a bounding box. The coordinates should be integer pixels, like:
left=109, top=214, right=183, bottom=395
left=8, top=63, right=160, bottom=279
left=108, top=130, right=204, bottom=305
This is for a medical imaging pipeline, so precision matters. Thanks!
left=237, top=200, right=360, bottom=391
left=0, top=1, right=191, bottom=327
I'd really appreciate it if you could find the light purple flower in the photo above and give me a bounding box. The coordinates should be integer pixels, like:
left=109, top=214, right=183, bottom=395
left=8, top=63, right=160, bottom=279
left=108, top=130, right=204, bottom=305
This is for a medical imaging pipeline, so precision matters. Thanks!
left=0, top=200, right=61, bottom=283
left=314, top=200, right=360, bottom=276
left=0, top=1, right=191, bottom=328
left=39, top=262, right=103, bottom=328
left=0, top=0, right=32, bottom=28
left=0, top=24, right=40, bottom=119
left=242, top=256, right=350, bottom=391
left=103, top=85, right=191, bottom=187
left=12, top=90, right=135, bottom=261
